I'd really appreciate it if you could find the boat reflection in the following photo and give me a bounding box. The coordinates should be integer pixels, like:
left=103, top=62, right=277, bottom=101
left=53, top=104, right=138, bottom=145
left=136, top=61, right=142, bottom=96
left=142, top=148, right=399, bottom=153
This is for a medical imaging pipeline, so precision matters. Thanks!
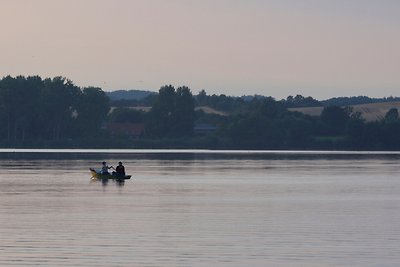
left=90, top=177, right=125, bottom=187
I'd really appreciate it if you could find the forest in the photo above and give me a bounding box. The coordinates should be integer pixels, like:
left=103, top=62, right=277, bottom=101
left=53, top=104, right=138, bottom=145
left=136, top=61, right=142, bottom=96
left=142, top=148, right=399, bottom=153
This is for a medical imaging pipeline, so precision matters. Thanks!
left=1, top=75, right=400, bottom=150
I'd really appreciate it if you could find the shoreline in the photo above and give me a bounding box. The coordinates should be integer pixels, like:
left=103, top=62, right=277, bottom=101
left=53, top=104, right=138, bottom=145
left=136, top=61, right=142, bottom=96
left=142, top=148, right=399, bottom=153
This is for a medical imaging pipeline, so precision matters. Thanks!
left=1, top=148, right=400, bottom=155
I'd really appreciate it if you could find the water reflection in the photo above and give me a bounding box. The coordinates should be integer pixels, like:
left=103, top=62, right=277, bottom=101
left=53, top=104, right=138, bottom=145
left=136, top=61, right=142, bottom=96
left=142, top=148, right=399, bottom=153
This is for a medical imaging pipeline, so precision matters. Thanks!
left=90, top=177, right=125, bottom=187
left=1, top=151, right=400, bottom=267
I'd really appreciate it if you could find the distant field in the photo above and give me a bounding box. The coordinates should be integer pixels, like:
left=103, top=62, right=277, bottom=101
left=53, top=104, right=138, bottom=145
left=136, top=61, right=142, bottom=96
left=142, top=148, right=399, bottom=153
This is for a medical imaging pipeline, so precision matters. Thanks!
left=110, top=106, right=228, bottom=116
left=195, top=106, right=228, bottom=116
left=110, top=102, right=400, bottom=122
left=289, top=101, right=400, bottom=122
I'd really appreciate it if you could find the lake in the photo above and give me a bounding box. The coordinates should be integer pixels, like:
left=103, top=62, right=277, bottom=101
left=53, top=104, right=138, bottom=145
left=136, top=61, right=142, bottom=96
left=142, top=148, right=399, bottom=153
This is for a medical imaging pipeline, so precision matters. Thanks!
left=1, top=150, right=400, bottom=267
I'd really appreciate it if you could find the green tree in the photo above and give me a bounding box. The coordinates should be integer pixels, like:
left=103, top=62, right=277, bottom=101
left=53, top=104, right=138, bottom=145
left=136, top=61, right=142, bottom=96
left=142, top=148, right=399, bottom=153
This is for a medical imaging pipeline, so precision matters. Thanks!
left=0, top=75, right=43, bottom=142
left=385, top=108, right=399, bottom=122
left=148, top=85, right=195, bottom=138
left=172, top=86, right=195, bottom=137
left=74, top=87, right=110, bottom=137
left=196, top=89, right=208, bottom=106
left=225, top=97, right=288, bottom=149
left=148, top=85, right=176, bottom=137
left=0, top=75, right=19, bottom=141
left=345, top=115, right=366, bottom=149
left=41, top=77, right=80, bottom=140
left=320, top=106, right=349, bottom=135
left=284, top=114, right=314, bottom=148
left=16, top=76, right=43, bottom=141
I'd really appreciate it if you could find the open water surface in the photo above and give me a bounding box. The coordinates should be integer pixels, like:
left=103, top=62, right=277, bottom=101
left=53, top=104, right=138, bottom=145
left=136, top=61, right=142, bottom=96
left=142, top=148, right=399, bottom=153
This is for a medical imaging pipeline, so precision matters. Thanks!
left=1, top=150, right=400, bottom=266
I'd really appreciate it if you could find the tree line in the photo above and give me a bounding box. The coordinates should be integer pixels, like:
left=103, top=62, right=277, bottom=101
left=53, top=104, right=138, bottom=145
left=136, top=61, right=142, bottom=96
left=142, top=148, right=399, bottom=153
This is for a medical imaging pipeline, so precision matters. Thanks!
left=194, top=92, right=400, bottom=150
left=1, top=75, right=400, bottom=150
left=0, top=76, right=109, bottom=145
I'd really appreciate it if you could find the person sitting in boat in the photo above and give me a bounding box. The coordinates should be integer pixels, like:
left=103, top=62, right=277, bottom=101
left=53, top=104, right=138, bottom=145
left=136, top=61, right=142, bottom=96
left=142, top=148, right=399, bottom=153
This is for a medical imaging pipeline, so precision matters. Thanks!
left=101, top=161, right=113, bottom=175
left=115, top=161, right=125, bottom=177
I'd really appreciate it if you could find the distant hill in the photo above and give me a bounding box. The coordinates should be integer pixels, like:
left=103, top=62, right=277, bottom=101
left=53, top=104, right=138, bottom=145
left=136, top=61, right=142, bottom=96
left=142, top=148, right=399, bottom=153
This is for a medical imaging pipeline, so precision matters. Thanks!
left=106, top=90, right=156, bottom=101
left=105, top=90, right=400, bottom=120
left=106, top=91, right=400, bottom=108
left=282, top=95, right=400, bottom=108
left=289, top=101, right=400, bottom=122
left=321, top=96, right=400, bottom=107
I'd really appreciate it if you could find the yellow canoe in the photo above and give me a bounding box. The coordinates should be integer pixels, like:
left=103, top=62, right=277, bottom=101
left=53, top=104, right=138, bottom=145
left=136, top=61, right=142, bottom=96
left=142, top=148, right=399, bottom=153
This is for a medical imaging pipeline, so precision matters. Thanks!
left=89, top=168, right=131, bottom=180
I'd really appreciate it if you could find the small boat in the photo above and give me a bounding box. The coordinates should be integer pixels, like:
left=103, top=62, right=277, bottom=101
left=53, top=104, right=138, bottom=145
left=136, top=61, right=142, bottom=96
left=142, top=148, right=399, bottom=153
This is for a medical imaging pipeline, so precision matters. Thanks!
left=89, top=168, right=131, bottom=180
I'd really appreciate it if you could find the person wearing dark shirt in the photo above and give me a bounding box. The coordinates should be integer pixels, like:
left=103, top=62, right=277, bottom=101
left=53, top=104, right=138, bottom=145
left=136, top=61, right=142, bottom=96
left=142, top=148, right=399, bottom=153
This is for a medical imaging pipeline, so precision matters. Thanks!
left=115, top=161, right=125, bottom=177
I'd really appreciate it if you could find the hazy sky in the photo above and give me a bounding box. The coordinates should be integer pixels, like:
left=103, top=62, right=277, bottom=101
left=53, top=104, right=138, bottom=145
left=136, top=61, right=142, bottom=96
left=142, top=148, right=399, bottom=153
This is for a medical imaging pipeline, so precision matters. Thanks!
left=1, top=0, right=399, bottom=99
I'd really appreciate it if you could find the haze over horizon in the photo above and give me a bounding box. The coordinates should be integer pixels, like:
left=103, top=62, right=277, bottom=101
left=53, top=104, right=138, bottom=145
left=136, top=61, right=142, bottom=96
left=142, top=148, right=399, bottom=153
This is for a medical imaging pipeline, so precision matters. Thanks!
left=1, top=0, right=399, bottom=99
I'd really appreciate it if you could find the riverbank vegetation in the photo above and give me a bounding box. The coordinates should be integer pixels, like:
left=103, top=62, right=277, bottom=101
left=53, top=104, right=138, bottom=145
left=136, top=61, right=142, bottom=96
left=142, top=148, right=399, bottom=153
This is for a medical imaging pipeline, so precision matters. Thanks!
left=1, top=75, right=400, bottom=150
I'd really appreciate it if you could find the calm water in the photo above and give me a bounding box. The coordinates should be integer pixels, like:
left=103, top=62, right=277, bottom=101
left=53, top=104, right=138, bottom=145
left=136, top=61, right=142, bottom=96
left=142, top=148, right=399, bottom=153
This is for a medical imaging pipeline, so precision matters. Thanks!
left=1, top=150, right=400, bottom=267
